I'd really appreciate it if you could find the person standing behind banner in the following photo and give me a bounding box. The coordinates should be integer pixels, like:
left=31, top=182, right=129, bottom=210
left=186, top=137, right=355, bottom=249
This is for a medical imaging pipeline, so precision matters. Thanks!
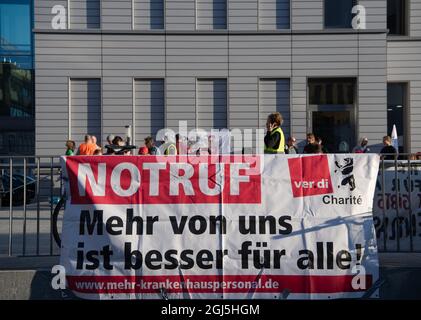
left=316, top=137, right=328, bottom=153
left=303, top=133, right=317, bottom=154
left=91, top=135, right=101, bottom=152
left=264, top=112, right=285, bottom=154
left=77, top=135, right=97, bottom=155
left=285, top=136, right=298, bottom=154
left=380, top=135, right=397, bottom=160
left=65, top=140, right=76, bottom=156
left=138, top=137, right=150, bottom=155
left=138, top=146, right=149, bottom=155
left=144, top=136, right=160, bottom=155
left=106, top=134, right=114, bottom=146
left=161, top=134, right=177, bottom=155
left=353, top=137, right=370, bottom=153
left=176, top=133, right=188, bottom=155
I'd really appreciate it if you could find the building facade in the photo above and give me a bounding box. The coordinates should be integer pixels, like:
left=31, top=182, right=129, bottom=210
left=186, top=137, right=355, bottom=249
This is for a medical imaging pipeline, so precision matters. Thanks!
left=3, top=0, right=420, bottom=155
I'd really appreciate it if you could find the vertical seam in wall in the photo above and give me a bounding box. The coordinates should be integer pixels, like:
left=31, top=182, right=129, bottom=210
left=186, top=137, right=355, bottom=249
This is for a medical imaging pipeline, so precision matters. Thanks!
left=164, top=0, right=167, bottom=129
left=68, top=77, right=71, bottom=139
left=407, top=80, right=411, bottom=152
left=257, top=0, right=259, bottom=31
left=195, top=78, right=198, bottom=128
left=132, top=78, right=136, bottom=145
left=131, top=0, right=134, bottom=30
left=257, top=78, right=260, bottom=130
left=357, top=25, right=360, bottom=144
left=290, top=0, right=293, bottom=136
left=67, top=0, right=70, bottom=28
left=227, top=0, right=230, bottom=129
left=195, top=0, right=197, bottom=30
left=100, top=1, right=104, bottom=144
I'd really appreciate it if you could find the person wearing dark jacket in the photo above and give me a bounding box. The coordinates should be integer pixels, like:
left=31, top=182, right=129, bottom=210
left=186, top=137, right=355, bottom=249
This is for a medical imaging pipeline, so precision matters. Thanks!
left=264, top=112, right=285, bottom=154
left=380, top=135, right=397, bottom=160
left=303, top=133, right=318, bottom=154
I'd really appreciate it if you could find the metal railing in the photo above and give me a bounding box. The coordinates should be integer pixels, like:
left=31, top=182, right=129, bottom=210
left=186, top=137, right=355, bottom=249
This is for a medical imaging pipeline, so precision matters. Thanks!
left=376, top=154, right=421, bottom=253
left=0, top=156, right=63, bottom=257
left=1, top=154, right=420, bottom=258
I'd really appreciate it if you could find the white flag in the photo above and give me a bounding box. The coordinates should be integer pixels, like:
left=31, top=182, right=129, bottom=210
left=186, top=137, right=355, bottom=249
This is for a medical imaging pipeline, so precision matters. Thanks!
left=391, top=124, right=399, bottom=154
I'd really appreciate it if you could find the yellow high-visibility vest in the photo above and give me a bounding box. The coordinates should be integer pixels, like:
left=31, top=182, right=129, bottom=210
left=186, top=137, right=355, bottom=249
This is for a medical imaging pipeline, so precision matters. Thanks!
left=164, top=143, right=177, bottom=155
left=264, top=127, right=285, bottom=154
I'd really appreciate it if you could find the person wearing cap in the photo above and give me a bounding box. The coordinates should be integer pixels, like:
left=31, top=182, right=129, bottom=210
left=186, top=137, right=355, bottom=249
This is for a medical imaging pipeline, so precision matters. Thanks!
left=353, top=137, right=370, bottom=154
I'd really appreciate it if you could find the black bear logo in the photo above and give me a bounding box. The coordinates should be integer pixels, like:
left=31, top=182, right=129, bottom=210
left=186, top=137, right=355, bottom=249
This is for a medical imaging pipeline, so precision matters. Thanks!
left=334, top=158, right=356, bottom=191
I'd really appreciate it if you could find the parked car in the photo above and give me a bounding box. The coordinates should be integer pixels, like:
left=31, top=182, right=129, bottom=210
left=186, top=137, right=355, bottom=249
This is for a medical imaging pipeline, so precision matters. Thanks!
left=0, top=173, right=36, bottom=207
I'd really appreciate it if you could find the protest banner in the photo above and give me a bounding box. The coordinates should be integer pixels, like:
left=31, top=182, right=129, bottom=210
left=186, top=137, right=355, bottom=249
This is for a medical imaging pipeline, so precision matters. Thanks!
left=373, top=161, right=421, bottom=251
left=59, top=154, right=380, bottom=299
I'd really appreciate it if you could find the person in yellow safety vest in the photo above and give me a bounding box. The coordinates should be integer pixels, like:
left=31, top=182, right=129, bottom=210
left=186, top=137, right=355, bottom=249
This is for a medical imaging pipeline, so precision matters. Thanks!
left=164, top=142, right=177, bottom=155
left=264, top=112, right=285, bottom=154
left=160, top=134, right=178, bottom=156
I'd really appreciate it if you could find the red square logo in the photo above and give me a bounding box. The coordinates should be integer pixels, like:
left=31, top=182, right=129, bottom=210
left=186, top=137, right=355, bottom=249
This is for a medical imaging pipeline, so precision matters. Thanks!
left=288, top=155, right=333, bottom=198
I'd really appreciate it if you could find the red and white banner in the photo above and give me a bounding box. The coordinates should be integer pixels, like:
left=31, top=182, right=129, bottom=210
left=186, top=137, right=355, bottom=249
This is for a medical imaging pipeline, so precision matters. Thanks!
left=60, top=154, right=380, bottom=299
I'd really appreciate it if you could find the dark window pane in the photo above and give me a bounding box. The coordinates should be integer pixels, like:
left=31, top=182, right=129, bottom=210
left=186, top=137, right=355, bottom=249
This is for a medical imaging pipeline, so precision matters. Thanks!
left=387, top=0, right=407, bottom=35
left=387, top=83, right=406, bottom=152
left=0, top=62, right=33, bottom=117
left=309, top=79, right=355, bottom=105
left=324, top=0, right=357, bottom=28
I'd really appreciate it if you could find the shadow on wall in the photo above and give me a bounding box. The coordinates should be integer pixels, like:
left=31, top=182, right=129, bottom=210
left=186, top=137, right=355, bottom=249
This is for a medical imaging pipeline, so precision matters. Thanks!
left=85, top=0, right=101, bottom=29
left=213, top=0, right=227, bottom=29
left=150, top=0, right=164, bottom=29
left=276, top=0, right=290, bottom=29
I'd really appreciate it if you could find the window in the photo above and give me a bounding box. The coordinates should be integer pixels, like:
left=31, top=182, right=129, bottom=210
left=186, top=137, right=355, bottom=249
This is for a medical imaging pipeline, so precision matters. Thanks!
left=324, top=0, right=357, bottom=29
left=387, top=0, right=407, bottom=35
left=259, top=79, right=290, bottom=138
left=259, top=0, right=290, bottom=30
left=0, top=0, right=34, bottom=156
left=196, top=0, right=227, bottom=30
left=134, top=79, right=165, bottom=144
left=133, top=0, right=165, bottom=30
left=196, top=79, right=227, bottom=130
left=308, top=78, right=356, bottom=153
left=387, top=83, right=407, bottom=152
